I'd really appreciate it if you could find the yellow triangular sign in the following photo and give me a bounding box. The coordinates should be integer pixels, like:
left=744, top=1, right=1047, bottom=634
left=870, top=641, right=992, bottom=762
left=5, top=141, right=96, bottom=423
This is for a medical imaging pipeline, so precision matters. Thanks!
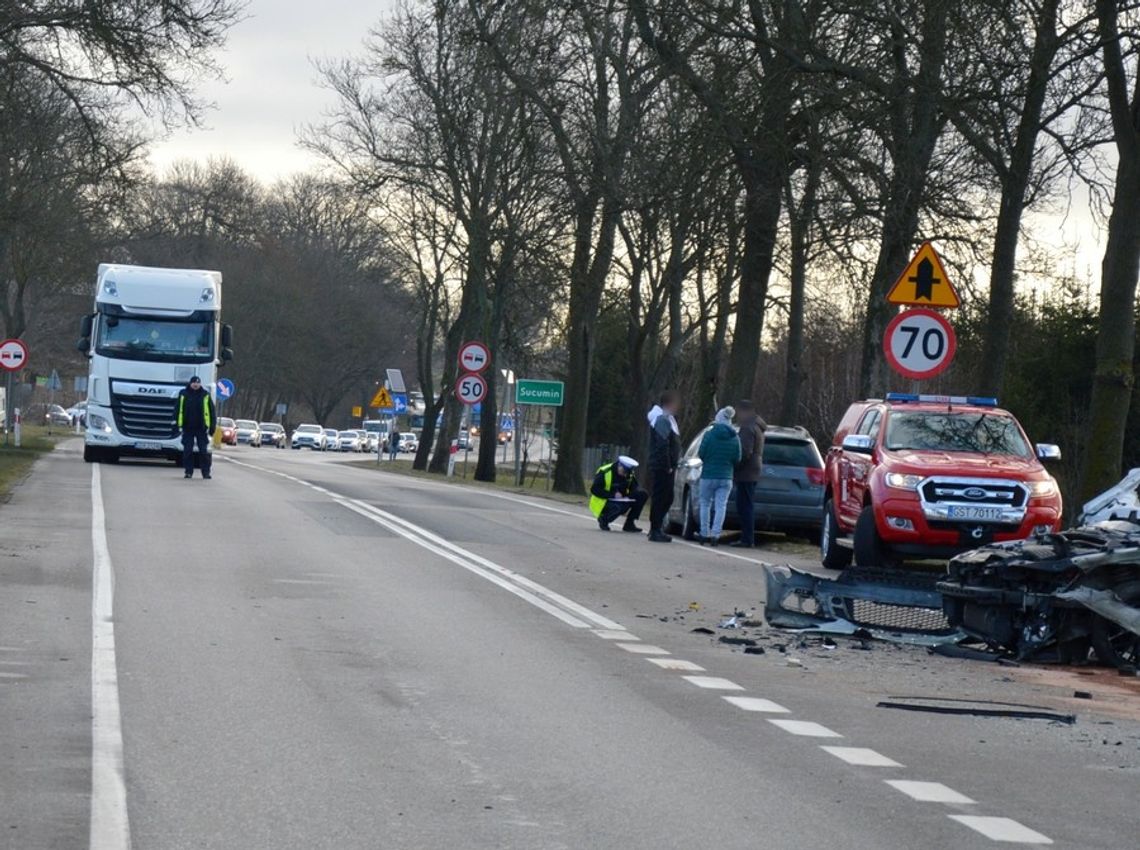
left=370, top=387, right=393, bottom=409
left=887, top=242, right=961, bottom=308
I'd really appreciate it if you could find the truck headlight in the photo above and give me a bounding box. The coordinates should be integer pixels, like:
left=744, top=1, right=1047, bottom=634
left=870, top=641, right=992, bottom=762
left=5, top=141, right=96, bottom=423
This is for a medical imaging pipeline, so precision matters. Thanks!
left=1029, top=479, right=1058, bottom=498
left=88, top=413, right=113, bottom=434
left=885, top=473, right=923, bottom=490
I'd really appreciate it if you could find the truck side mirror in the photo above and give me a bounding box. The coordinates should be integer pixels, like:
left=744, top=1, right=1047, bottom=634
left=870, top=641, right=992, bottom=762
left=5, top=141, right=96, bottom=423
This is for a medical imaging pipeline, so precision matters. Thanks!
left=221, top=324, right=234, bottom=348
left=79, top=314, right=94, bottom=337
left=221, top=347, right=234, bottom=363
left=842, top=434, right=875, bottom=454
left=76, top=337, right=90, bottom=354
left=1036, top=443, right=1062, bottom=462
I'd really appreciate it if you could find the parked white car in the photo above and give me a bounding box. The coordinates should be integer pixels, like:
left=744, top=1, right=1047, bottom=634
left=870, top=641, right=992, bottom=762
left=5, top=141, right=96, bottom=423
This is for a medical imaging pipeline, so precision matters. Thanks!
left=291, top=424, right=326, bottom=450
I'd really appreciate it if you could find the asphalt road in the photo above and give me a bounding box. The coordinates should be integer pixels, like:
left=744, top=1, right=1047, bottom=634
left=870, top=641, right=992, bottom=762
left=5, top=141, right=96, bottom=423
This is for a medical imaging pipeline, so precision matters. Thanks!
left=1, top=441, right=1137, bottom=849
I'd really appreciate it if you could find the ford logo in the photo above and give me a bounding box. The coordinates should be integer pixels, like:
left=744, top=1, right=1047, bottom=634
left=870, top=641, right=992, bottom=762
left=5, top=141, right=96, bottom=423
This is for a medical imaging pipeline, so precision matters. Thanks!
left=963, top=487, right=987, bottom=500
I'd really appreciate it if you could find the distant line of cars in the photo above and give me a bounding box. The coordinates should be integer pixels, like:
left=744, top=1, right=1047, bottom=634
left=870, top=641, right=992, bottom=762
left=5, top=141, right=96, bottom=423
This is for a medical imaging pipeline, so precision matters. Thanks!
left=214, top=419, right=420, bottom=455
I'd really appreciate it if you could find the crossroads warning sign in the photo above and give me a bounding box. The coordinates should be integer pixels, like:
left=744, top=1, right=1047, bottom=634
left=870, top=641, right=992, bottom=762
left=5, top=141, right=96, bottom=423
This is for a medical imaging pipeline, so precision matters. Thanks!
left=887, top=242, right=961, bottom=309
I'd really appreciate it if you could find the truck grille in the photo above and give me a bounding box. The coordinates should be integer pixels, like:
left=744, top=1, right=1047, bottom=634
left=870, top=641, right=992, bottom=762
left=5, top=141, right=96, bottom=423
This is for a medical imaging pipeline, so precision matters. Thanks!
left=112, top=394, right=178, bottom=439
left=920, top=478, right=1027, bottom=509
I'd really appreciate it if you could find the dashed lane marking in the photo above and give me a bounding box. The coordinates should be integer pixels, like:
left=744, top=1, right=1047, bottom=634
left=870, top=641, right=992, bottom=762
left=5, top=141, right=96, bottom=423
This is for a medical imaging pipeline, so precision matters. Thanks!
left=682, top=676, right=745, bottom=691
left=821, top=747, right=902, bottom=767
left=768, top=719, right=842, bottom=738
left=648, top=659, right=705, bottom=672
left=592, top=629, right=635, bottom=640
left=722, top=696, right=789, bottom=714
left=886, top=780, right=975, bottom=805
left=616, top=643, right=669, bottom=655
left=949, top=816, right=1054, bottom=845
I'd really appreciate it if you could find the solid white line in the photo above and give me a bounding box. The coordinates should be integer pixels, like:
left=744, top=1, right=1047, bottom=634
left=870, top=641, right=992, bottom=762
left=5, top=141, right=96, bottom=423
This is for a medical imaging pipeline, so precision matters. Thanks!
left=592, top=629, right=634, bottom=640
left=90, top=464, right=131, bottom=849
left=616, top=643, right=669, bottom=655
left=767, top=719, right=842, bottom=738
left=820, top=746, right=902, bottom=767
left=648, top=658, right=705, bottom=671
left=682, top=676, right=745, bottom=691
left=886, top=780, right=975, bottom=805
left=722, top=696, right=790, bottom=714
left=949, top=816, right=1053, bottom=844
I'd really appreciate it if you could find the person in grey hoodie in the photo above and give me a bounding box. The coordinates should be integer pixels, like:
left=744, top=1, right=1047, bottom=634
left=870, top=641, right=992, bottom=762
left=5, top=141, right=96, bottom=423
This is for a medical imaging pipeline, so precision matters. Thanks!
left=697, top=407, right=742, bottom=546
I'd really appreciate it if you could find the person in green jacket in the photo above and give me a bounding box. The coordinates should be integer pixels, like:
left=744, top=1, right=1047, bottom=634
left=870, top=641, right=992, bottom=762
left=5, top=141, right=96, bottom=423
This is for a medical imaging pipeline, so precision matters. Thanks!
left=697, top=407, right=742, bottom=546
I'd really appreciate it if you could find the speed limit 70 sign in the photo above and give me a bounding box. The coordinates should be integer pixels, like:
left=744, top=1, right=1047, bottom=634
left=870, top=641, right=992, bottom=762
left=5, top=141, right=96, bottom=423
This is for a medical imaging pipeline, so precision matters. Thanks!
left=455, top=372, right=488, bottom=406
left=883, top=308, right=957, bottom=380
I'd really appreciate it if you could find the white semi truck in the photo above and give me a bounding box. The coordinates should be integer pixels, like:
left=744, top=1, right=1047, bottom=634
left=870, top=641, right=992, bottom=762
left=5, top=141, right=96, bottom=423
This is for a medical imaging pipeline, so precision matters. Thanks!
left=77, top=264, right=233, bottom=464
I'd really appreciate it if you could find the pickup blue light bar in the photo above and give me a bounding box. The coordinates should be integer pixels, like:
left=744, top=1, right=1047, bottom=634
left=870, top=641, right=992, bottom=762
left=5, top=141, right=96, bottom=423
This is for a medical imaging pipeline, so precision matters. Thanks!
left=885, top=393, right=998, bottom=407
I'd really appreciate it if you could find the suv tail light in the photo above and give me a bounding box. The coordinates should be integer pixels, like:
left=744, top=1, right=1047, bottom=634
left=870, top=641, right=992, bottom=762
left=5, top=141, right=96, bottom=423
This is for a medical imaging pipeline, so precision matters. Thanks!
left=806, top=468, right=825, bottom=486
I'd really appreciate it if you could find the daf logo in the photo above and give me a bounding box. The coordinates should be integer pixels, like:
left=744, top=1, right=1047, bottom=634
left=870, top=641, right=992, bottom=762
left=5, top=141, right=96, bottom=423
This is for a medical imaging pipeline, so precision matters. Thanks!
left=139, top=387, right=165, bottom=394
left=963, top=487, right=988, bottom=500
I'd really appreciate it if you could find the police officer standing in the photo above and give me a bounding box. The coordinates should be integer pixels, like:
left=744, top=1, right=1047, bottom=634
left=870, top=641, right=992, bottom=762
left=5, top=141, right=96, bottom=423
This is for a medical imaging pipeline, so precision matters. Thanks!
left=177, top=375, right=216, bottom=479
left=589, top=456, right=648, bottom=532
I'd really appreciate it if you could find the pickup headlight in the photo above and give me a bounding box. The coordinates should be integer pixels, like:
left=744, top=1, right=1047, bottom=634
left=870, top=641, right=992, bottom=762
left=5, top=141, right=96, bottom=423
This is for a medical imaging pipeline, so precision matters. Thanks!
left=1029, top=479, right=1058, bottom=498
left=885, top=473, right=923, bottom=490
left=88, top=413, right=113, bottom=434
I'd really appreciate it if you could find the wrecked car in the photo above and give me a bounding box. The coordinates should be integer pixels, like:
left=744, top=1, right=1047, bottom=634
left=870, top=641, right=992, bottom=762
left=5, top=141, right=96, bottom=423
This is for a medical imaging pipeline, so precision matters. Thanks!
left=939, top=521, right=1140, bottom=667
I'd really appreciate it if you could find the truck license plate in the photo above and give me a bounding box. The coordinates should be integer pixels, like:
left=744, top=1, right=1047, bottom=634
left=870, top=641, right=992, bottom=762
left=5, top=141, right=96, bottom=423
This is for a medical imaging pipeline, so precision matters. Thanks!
left=949, top=505, right=1004, bottom=522
left=135, top=441, right=163, bottom=451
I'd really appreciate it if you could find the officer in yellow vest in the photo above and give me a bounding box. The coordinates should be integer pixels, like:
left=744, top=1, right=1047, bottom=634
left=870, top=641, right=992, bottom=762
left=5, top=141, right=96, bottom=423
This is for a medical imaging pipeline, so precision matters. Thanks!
left=589, top=455, right=648, bottom=533
left=176, top=376, right=216, bottom=479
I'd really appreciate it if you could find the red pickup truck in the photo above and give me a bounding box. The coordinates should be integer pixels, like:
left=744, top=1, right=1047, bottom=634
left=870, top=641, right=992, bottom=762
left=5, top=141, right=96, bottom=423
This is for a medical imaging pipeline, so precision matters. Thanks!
left=821, top=394, right=1063, bottom=569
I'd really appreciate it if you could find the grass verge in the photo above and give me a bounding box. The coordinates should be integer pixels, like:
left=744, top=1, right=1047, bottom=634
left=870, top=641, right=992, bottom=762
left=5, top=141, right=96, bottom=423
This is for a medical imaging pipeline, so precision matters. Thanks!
left=347, top=458, right=588, bottom=508
left=0, top=425, right=65, bottom=501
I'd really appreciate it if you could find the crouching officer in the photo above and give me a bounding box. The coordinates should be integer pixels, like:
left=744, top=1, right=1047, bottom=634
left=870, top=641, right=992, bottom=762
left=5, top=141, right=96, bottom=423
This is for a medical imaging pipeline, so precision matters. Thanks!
left=177, top=375, right=216, bottom=479
left=589, top=455, right=648, bottom=533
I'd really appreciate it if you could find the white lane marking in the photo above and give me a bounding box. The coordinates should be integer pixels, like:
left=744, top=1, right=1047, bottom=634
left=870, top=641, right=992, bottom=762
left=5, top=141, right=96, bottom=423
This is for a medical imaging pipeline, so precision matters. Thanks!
left=768, top=719, right=842, bottom=738
left=335, top=500, right=590, bottom=629
left=821, top=747, right=902, bottom=767
left=0, top=672, right=28, bottom=679
left=949, top=816, right=1053, bottom=844
left=682, top=676, right=745, bottom=691
left=592, top=629, right=634, bottom=640
left=886, top=781, right=975, bottom=805
left=90, top=464, right=131, bottom=849
left=616, top=643, right=669, bottom=655
left=722, top=696, right=789, bottom=714
left=648, top=658, right=705, bottom=671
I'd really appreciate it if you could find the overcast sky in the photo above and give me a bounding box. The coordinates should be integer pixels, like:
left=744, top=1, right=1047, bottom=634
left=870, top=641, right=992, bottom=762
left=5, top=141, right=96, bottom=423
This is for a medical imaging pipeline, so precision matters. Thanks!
left=147, top=0, right=390, bottom=182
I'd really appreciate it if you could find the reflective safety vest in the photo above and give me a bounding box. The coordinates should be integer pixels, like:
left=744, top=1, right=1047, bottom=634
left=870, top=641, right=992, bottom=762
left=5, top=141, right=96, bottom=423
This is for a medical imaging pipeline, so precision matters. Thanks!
left=177, top=392, right=213, bottom=431
left=589, top=462, right=621, bottom=518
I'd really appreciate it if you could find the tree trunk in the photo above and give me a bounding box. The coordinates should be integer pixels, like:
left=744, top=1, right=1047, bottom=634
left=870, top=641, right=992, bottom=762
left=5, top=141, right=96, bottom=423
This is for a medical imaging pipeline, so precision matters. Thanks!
left=979, top=0, right=1059, bottom=397
left=780, top=160, right=819, bottom=425
left=1080, top=157, right=1140, bottom=502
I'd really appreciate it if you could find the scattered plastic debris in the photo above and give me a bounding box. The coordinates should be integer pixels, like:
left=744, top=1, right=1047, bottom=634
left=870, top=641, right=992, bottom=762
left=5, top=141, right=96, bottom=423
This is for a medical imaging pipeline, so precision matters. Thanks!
left=718, top=636, right=758, bottom=647
left=690, top=627, right=715, bottom=635
left=718, top=616, right=739, bottom=629
left=876, top=696, right=1077, bottom=724
left=786, top=657, right=804, bottom=668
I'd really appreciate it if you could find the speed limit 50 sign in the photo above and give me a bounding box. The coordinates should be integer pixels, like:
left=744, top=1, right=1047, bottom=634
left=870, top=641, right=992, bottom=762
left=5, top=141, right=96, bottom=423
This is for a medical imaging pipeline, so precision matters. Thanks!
left=883, top=308, right=957, bottom=380
left=455, top=372, right=488, bottom=406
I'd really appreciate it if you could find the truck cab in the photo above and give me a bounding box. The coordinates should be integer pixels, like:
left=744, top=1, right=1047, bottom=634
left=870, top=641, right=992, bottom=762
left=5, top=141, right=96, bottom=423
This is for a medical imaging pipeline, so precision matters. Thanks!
left=821, top=393, right=1062, bottom=569
left=78, top=264, right=232, bottom=464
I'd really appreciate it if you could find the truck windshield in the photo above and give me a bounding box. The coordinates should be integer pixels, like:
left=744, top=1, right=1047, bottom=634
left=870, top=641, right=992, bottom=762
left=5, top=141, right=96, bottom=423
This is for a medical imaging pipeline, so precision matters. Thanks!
left=885, top=412, right=1031, bottom=456
left=96, top=316, right=213, bottom=363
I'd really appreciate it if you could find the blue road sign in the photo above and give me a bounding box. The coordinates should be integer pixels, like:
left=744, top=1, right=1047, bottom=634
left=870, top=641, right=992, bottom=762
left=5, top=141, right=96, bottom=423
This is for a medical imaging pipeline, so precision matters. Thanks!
left=394, top=393, right=408, bottom=414
left=217, top=378, right=235, bottom=400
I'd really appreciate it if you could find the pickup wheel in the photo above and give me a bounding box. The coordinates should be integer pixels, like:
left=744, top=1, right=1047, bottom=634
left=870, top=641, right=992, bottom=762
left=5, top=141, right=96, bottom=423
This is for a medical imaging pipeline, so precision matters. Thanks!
left=820, top=499, right=852, bottom=570
left=1091, top=580, right=1140, bottom=669
left=853, top=505, right=891, bottom=568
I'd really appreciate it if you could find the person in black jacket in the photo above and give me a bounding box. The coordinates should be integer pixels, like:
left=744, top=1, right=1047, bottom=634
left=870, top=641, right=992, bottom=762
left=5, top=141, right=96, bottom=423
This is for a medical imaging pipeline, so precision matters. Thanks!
left=177, top=376, right=216, bottom=479
left=731, top=400, right=768, bottom=548
left=646, top=390, right=682, bottom=542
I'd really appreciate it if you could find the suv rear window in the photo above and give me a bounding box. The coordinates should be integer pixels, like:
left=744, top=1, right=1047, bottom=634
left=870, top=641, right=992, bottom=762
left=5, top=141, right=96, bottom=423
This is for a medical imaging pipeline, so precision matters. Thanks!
left=763, top=438, right=822, bottom=469
left=884, top=411, right=1030, bottom=456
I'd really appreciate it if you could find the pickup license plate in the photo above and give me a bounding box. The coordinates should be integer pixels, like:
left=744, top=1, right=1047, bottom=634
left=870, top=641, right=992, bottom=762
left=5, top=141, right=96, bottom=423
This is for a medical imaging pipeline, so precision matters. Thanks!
left=948, top=505, right=1004, bottom=522
left=134, top=441, right=163, bottom=451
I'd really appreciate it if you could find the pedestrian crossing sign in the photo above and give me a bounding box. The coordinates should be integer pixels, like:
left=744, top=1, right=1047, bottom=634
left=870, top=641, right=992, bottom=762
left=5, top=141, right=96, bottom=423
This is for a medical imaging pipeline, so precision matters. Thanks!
left=887, top=242, right=960, bottom=308
left=370, top=387, right=394, bottom=410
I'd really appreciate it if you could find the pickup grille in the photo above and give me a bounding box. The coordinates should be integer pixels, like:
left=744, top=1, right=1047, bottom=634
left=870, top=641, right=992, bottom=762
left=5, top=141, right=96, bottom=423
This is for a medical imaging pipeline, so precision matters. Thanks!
left=920, top=478, right=1027, bottom=509
left=112, top=394, right=179, bottom=439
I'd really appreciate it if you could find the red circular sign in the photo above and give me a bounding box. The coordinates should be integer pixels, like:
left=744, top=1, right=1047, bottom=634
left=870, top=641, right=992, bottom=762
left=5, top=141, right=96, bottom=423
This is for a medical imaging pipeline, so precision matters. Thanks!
left=455, top=372, right=488, bottom=406
left=458, top=341, right=491, bottom=373
left=883, top=308, right=957, bottom=380
left=0, top=338, right=29, bottom=373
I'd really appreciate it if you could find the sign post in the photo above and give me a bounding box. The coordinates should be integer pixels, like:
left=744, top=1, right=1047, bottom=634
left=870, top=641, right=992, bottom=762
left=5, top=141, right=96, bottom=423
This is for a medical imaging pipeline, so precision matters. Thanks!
left=0, top=339, right=29, bottom=446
